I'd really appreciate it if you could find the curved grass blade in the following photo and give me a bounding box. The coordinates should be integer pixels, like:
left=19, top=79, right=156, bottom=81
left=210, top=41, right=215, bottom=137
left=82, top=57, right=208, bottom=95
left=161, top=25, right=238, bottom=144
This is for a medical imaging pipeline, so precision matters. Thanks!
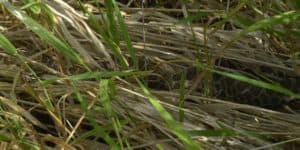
left=1, top=1, right=85, bottom=65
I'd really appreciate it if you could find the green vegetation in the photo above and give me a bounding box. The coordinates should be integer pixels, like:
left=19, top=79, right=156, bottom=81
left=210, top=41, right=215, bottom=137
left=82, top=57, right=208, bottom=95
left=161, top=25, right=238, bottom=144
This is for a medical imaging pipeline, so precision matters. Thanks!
left=0, top=0, right=299, bottom=149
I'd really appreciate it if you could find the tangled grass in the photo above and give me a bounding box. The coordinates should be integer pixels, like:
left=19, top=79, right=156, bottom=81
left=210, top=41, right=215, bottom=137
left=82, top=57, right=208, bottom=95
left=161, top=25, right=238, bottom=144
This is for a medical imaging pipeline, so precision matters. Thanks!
left=0, top=0, right=300, bottom=149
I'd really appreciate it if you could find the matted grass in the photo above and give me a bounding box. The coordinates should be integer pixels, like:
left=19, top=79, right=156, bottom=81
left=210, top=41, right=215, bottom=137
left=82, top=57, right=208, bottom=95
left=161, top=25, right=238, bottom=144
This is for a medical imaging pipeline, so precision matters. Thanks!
left=0, top=0, right=299, bottom=149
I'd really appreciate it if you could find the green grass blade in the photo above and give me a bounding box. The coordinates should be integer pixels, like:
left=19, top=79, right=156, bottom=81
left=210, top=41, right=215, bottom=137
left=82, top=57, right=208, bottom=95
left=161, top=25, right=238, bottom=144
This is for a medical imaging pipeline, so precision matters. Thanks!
left=107, top=39, right=130, bottom=68
left=229, top=10, right=300, bottom=45
left=99, top=80, right=125, bottom=148
left=2, top=2, right=85, bottom=65
left=0, top=31, right=55, bottom=111
left=71, top=81, right=119, bottom=149
left=216, top=70, right=300, bottom=99
left=87, top=13, right=129, bottom=69
left=41, top=70, right=150, bottom=85
left=86, top=1, right=128, bottom=68
left=210, top=0, right=249, bottom=29
left=0, top=32, right=18, bottom=55
left=104, top=0, right=119, bottom=45
left=20, top=140, right=40, bottom=150
left=99, top=79, right=115, bottom=117
left=156, top=144, right=165, bottom=150
left=21, top=0, right=41, bottom=14
left=196, top=63, right=300, bottom=99
left=137, top=79, right=202, bottom=150
left=0, top=134, right=12, bottom=142
left=112, top=0, right=139, bottom=69
left=68, top=70, right=149, bottom=80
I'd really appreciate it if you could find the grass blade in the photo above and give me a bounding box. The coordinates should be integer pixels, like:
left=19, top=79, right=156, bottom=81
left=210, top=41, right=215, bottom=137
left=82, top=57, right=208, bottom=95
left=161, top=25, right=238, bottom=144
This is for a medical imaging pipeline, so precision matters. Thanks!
left=99, top=79, right=115, bottom=117
left=99, top=80, right=125, bottom=149
left=1, top=1, right=85, bottom=65
left=0, top=32, right=18, bottom=55
left=72, top=83, right=119, bottom=149
left=41, top=70, right=150, bottom=85
left=137, top=79, right=202, bottom=150
left=112, top=0, right=139, bottom=69
left=104, top=0, right=119, bottom=45
left=87, top=13, right=129, bottom=69
left=196, top=63, right=300, bottom=99
left=21, top=0, right=41, bottom=14
left=229, top=10, right=300, bottom=45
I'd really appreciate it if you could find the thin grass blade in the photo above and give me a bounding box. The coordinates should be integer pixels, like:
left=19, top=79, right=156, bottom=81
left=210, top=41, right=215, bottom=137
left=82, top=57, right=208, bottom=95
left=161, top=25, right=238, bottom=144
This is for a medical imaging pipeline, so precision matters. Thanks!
left=1, top=1, right=85, bottom=65
left=196, top=63, right=300, bottom=99
left=229, top=10, right=300, bottom=45
left=21, top=0, right=41, bottom=14
left=0, top=32, right=18, bottom=55
left=112, top=0, right=139, bottom=69
left=137, top=79, right=202, bottom=150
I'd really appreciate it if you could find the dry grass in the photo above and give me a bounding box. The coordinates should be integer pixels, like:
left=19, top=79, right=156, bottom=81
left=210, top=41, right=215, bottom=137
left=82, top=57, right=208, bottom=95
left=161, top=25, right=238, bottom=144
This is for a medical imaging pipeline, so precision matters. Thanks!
left=0, top=0, right=299, bottom=149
